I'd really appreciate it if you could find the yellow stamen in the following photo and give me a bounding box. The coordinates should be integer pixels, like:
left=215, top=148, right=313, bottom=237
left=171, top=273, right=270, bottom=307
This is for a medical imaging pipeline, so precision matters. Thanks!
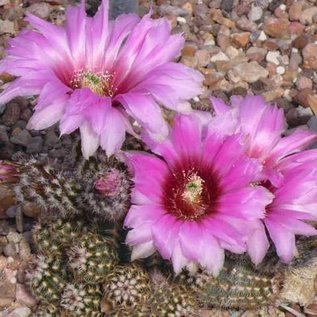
left=71, top=70, right=116, bottom=97
left=182, top=173, right=204, bottom=204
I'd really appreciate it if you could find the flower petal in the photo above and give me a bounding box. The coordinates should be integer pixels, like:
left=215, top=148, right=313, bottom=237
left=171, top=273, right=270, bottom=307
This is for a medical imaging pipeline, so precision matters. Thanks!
left=80, top=122, right=100, bottom=159
left=264, top=218, right=296, bottom=263
left=116, top=93, right=168, bottom=142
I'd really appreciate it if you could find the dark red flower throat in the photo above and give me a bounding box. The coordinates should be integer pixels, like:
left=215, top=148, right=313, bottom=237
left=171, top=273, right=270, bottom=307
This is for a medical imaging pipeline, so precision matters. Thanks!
left=162, top=161, right=221, bottom=220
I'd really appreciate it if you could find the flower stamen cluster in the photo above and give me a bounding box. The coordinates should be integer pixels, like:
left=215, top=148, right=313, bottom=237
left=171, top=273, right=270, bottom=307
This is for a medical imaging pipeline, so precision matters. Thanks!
left=71, top=70, right=116, bottom=97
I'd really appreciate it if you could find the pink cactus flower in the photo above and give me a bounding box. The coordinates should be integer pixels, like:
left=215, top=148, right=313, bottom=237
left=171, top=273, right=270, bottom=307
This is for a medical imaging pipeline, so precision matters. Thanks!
left=209, top=95, right=317, bottom=264
left=124, top=115, right=272, bottom=275
left=0, top=0, right=203, bottom=158
left=0, top=160, right=17, bottom=183
left=94, top=168, right=122, bottom=197
left=210, top=95, right=317, bottom=186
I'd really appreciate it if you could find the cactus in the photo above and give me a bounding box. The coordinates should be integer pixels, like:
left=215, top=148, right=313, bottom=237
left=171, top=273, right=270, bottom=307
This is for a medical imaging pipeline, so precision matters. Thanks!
left=67, top=231, right=118, bottom=284
left=103, top=264, right=151, bottom=312
left=2, top=151, right=131, bottom=221
left=108, top=305, right=151, bottom=317
left=177, top=262, right=282, bottom=310
left=26, top=255, right=67, bottom=304
left=74, top=152, right=131, bottom=221
left=34, top=304, right=61, bottom=317
left=32, top=219, right=88, bottom=256
left=175, top=236, right=317, bottom=310
left=60, top=283, right=103, bottom=317
left=149, top=283, right=198, bottom=317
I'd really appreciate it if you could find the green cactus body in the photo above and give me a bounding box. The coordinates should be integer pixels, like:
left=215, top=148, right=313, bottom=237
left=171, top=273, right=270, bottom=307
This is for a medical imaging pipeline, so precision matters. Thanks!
left=177, top=237, right=317, bottom=310
left=108, top=305, right=151, bottom=317
left=150, top=284, right=197, bottom=317
left=103, top=264, right=151, bottom=312
left=26, top=255, right=67, bottom=304
left=34, top=303, right=61, bottom=317
left=67, top=232, right=118, bottom=284
left=61, top=283, right=103, bottom=317
left=32, top=219, right=88, bottom=257
left=185, top=267, right=281, bottom=310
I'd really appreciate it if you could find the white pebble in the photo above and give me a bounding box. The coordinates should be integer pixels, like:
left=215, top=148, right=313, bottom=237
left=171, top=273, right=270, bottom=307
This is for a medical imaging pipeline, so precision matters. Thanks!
left=284, top=89, right=292, bottom=101
left=258, top=31, right=267, bottom=41
left=176, top=17, right=186, bottom=24
left=210, top=52, right=229, bottom=62
left=266, top=51, right=280, bottom=65
left=248, top=6, right=263, bottom=22
left=276, top=66, right=285, bottom=75
left=279, top=4, right=286, bottom=10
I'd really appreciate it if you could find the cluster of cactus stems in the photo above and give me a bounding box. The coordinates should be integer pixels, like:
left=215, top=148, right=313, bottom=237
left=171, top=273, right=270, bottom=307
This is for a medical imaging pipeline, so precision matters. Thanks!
left=1, top=150, right=131, bottom=222
left=25, top=217, right=317, bottom=316
left=1, top=154, right=317, bottom=315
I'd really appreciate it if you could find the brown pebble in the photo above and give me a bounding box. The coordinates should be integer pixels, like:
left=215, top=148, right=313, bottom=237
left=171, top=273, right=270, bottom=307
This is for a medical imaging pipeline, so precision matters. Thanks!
left=294, top=88, right=315, bottom=108
left=292, top=34, right=310, bottom=50
left=307, top=95, right=317, bottom=115
left=202, top=69, right=224, bottom=86
left=303, top=43, right=317, bottom=69
left=263, top=18, right=290, bottom=39
left=288, top=21, right=305, bottom=36
left=231, top=32, right=250, bottom=48
left=289, top=1, right=304, bottom=21
left=181, top=44, right=197, bottom=57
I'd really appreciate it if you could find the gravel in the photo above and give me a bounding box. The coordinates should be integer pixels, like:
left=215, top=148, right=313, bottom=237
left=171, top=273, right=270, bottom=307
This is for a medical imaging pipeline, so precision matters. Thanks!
left=1, top=0, right=317, bottom=315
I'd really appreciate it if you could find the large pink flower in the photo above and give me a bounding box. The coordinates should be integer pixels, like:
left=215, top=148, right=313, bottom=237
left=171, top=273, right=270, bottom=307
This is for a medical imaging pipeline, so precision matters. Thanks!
left=124, top=115, right=272, bottom=275
left=209, top=96, right=317, bottom=264
left=210, top=95, right=317, bottom=186
left=0, top=0, right=203, bottom=158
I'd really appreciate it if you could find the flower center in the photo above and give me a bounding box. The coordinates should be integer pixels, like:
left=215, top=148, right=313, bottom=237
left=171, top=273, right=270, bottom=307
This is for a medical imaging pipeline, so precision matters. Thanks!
left=71, top=70, right=116, bottom=97
left=182, top=173, right=204, bottom=205
left=163, top=166, right=220, bottom=221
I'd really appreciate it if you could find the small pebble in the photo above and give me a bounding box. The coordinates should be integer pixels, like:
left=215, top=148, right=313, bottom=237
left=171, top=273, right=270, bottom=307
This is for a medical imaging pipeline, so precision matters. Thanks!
left=266, top=51, right=281, bottom=65
left=276, top=66, right=285, bottom=75
left=248, top=6, right=263, bottom=21
left=3, top=242, right=17, bottom=258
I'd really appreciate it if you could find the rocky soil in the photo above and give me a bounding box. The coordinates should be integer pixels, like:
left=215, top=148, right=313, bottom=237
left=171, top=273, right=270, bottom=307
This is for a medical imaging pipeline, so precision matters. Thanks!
left=0, top=0, right=317, bottom=316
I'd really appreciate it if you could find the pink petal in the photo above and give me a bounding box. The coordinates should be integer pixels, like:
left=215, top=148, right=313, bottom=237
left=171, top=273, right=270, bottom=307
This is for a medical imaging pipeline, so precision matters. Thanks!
left=269, top=129, right=317, bottom=166
left=171, top=242, right=189, bottom=274
left=152, top=214, right=181, bottom=260
left=80, top=122, right=100, bottom=159
left=65, top=1, right=87, bottom=67
left=125, top=152, right=169, bottom=204
left=238, top=96, right=285, bottom=160
left=104, top=13, right=140, bottom=69
left=264, top=218, right=296, bottom=263
left=179, top=222, right=225, bottom=276
left=0, top=72, right=49, bottom=105
left=203, top=217, right=245, bottom=249
left=100, top=108, right=130, bottom=156
left=125, top=223, right=152, bottom=245
left=210, top=97, right=230, bottom=114
left=116, top=93, right=168, bottom=142
left=246, top=220, right=269, bottom=265
left=86, top=0, right=109, bottom=68
left=131, top=241, right=155, bottom=261
left=218, top=186, right=272, bottom=220
left=27, top=100, right=67, bottom=130
left=170, top=115, right=202, bottom=163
